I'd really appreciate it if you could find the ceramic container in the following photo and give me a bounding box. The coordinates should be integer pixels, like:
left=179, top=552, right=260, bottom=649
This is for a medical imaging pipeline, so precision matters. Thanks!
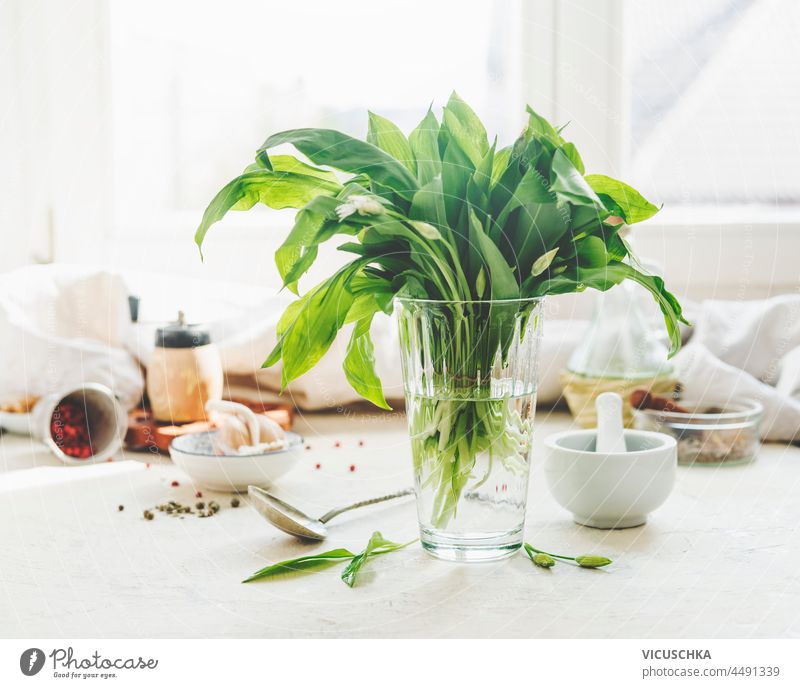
left=169, top=430, right=303, bottom=492
left=544, top=428, right=677, bottom=529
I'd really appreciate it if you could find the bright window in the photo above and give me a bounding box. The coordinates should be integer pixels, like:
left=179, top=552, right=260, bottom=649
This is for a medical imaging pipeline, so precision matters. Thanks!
left=627, top=0, right=800, bottom=208
left=108, top=0, right=523, bottom=234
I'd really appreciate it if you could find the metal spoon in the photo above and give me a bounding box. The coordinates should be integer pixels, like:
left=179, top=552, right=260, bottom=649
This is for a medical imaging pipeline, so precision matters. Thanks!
left=247, top=485, right=415, bottom=541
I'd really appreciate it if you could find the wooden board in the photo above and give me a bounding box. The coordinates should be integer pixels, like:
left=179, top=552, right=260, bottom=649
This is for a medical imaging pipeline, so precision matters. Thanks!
left=125, top=400, right=294, bottom=454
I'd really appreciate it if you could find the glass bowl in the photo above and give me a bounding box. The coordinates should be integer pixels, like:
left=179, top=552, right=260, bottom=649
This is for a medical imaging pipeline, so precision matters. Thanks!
left=632, top=400, right=763, bottom=466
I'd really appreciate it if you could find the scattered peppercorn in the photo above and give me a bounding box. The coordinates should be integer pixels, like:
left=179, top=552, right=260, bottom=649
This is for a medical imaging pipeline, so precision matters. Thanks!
left=196, top=501, right=205, bottom=510
left=334, top=441, right=341, bottom=448
left=305, top=444, right=312, bottom=451
left=118, top=505, right=124, bottom=512
left=358, top=440, right=365, bottom=447
left=349, top=464, right=356, bottom=472
left=208, top=501, right=220, bottom=514
left=143, top=510, right=154, bottom=520
left=231, top=497, right=240, bottom=508
left=315, top=463, right=321, bottom=469
left=50, top=399, right=94, bottom=459
left=195, top=490, right=203, bottom=498
left=171, top=480, right=179, bottom=487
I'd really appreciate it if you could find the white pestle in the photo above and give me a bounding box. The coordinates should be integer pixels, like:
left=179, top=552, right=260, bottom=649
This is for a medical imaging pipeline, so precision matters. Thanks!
left=595, top=392, right=627, bottom=454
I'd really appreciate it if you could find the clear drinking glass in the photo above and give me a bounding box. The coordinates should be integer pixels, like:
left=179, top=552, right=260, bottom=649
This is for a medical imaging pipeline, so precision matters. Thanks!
left=395, top=297, right=543, bottom=561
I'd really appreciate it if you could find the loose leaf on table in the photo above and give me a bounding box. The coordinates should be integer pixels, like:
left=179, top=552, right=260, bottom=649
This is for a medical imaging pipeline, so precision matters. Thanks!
left=242, top=548, right=355, bottom=583
left=341, top=531, right=413, bottom=588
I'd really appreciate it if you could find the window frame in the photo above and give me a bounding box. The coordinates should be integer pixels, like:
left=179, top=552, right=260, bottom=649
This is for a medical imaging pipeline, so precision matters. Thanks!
left=4, top=0, right=797, bottom=298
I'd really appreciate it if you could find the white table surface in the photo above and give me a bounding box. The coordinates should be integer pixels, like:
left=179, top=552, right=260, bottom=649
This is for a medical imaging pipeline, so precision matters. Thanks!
left=2, top=408, right=800, bottom=639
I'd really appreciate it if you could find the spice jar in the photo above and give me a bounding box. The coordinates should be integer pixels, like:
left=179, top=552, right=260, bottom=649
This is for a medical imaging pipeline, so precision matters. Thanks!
left=146, top=312, right=223, bottom=423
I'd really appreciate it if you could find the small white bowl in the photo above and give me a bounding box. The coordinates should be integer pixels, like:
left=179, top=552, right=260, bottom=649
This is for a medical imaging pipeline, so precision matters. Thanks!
left=169, top=430, right=303, bottom=492
left=544, top=428, right=677, bottom=529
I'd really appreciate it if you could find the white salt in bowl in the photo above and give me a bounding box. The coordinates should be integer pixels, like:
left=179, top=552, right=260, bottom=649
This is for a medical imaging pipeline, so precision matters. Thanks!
left=544, top=428, right=677, bottom=529
left=169, top=430, right=303, bottom=492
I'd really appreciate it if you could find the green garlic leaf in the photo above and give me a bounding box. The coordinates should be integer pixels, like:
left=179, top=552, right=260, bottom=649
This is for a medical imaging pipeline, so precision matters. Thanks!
left=341, top=531, right=411, bottom=588
left=584, top=174, right=659, bottom=224
left=559, top=142, right=585, bottom=174
left=469, top=208, right=519, bottom=300
left=442, top=91, right=489, bottom=167
left=277, top=261, right=365, bottom=387
left=343, top=313, right=391, bottom=411
left=242, top=548, right=355, bottom=583
left=258, top=128, right=419, bottom=201
left=408, top=109, right=441, bottom=186
left=195, top=170, right=341, bottom=255
left=367, top=111, right=416, bottom=174
left=549, top=149, right=602, bottom=208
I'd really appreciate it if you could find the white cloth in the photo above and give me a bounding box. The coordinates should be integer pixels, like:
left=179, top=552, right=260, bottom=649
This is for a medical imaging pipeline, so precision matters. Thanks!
left=0, top=265, right=144, bottom=408
left=0, top=265, right=582, bottom=412
left=674, top=295, right=800, bottom=441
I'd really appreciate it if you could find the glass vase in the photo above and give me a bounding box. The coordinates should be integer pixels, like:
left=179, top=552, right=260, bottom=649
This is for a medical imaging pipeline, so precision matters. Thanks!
left=395, top=297, right=543, bottom=561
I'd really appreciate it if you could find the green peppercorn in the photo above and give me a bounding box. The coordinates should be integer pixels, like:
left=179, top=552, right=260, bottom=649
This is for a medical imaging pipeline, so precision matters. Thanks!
left=231, top=497, right=240, bottom=508
left=575, top=555, right=612, bottom=568
left=143, top=510, right=154, bottom=521
left=118, top=505, right=124, bottom=512
left=532, top=553, right=556, bottom=568
left=196, top=502, right=205, bottom=510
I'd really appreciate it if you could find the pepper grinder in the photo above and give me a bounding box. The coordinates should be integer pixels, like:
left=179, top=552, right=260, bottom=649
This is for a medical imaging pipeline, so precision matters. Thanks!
left=146, top=311, right=223, bottom=423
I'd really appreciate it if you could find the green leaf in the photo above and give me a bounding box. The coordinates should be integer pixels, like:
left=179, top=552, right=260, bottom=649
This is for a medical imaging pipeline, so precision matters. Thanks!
left=560, top=142, right=585, bottom=175
left=585, top=174, right=659, bottom=224
left=275, top=196, right=340, bottom=294
left=278, top=261, right=365, bottom=387
left=491, top=146, right=513, bottom=187
left=246, top=154, right=340, bottom=182
left=242, top=548, right=355, bottom=583
left=343, top=313, right=391, bottom=410
left=195, top=169, right=341, bottom=254
left=576, top=235, right=608, bottom=267
left=469, top=208, right=519, bottom=300
left=549, top=149, right=602, bottom=207
left=367, top=111, right=415, bottom=173
left=258, top=128, right=419, bottom=200
left=408, top=109, right=441, bottom=186
left=410, top=176, right=448, bottom=229
left=340, top=531, right=410, bottom=588
left=525, top=105, right=565, bottom=146
left=442, top=91, right=489, bottom=167
left=441, top=139, right=473, bottom=228
left=535, top=261, right=687, bottom=356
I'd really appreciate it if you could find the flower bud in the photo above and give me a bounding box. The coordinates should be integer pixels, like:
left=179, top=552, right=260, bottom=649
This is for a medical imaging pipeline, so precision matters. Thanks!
left=410, top=221, right=442, bottom=241
left=350, top=195, right=384, bottom=216
left=575, top=555, right=612, bottom=568
left=532, top=553, right=555, bottom=568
